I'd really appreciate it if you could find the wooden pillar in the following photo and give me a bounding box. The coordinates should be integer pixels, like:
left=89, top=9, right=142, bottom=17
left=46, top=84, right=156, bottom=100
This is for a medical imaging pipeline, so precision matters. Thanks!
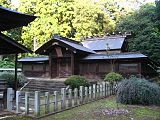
left=14, top=53, right=18, bottom=98
left=57, top=58, right=60, bottom=78
left=49, top=53, right=52, bottom=79
left=71, top=52, right=74, bottom=75
left=138, top=62, right=142, bottom=77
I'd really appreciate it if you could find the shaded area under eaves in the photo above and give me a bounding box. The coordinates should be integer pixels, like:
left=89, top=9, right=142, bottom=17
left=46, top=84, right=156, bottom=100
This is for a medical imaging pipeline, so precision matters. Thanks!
left=0, top=33, right=32, bottom=55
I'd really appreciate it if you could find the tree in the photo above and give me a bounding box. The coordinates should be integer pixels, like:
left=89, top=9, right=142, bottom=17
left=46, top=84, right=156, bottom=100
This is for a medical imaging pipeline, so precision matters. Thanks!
left=0, top=0, right=11, bottom=8
left=116, top=3, right=160, bottom=63
left=72, top=0, right=115, bottom=39
left=155, top=0, right=160, bottom=32
left=17, top=0, right=118, bottom=49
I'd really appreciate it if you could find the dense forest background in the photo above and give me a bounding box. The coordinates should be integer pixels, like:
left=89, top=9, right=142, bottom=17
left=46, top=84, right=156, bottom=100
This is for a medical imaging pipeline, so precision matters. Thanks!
left=0, top=0, right=160, bottom=67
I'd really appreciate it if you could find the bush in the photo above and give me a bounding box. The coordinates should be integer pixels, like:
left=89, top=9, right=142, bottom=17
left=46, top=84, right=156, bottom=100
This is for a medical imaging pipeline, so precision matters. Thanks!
left=64, top=75, right=89, bottom=89
left=104, top=72, right=123, bottom=83
left=117, top=77, right=160, bottom=106
left=0, top=58, right=15, bottom=68
left=0, top=72, right=27, bottom=88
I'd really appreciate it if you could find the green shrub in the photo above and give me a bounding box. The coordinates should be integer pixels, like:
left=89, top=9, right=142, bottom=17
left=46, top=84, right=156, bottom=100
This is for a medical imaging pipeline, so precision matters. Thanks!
left=64, top=75, right=89, bottom=89
left=104, top=72, right=123, bottom=83
left=0, top=72, right=27, bottom=88
left=0, top=58, right=15, bottom=68
left=117, top=77, right=160, bottom=106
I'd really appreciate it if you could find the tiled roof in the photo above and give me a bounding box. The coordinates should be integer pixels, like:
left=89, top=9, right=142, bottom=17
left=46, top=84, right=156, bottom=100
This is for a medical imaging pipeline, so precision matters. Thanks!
left=81, top=36, right=126, bottom=51
left=57, top=37, right=95, bottom=53
left=18, top=56, right=49, bottom=62
left=18, top=52, right=147, bottom=62
left=82, top=52, right=147, bottom=60
left=36, top=35, right=96, bottom=54
left=0, top=6, right=36, bottom=31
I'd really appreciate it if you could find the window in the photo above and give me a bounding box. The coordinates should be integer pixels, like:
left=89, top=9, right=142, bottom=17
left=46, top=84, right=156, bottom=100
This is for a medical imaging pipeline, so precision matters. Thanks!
left=99, top=63, right=111, bottom=73
left=119, top=63, right=138, bottom=73
left=23, top=64, right=32, bottom=71
left=80, top=63, right=88, bottom=73
left=88, top=63, right=96, bottom=73
left=33, top=64, right=43, bottom=71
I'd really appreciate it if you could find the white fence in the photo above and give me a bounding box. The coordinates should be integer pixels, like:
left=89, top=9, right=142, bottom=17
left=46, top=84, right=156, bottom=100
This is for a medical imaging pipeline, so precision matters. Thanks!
left=7, top=82, right=116, bottom=118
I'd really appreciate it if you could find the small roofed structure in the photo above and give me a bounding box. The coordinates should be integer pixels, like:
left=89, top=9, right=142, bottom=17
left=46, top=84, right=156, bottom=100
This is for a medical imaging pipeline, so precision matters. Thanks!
left=0, top=6, right=36, bottom=93
left=34, top=35, right=95, bottom=78
left=0, top=6, right=36, bottom=31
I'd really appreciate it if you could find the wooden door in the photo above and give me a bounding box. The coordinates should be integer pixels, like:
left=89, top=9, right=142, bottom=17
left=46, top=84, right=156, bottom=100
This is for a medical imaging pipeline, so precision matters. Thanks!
left=58, top=58, right=72, bottom=77
left=51, top=59, right=57, bottom=78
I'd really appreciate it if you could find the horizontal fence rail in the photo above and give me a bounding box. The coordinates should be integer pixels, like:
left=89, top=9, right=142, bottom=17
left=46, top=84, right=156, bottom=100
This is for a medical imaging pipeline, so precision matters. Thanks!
left=7, top=82, right=116, bottom=118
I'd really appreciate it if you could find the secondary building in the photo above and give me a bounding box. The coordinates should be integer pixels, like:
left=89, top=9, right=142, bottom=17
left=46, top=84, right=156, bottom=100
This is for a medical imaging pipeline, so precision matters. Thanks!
left=18, top=35, right=158, bottom=80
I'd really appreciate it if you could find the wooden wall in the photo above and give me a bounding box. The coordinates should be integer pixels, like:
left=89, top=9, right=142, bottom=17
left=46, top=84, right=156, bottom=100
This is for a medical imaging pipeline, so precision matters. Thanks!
left=21, top=58, right=157, bottom=79
left=22, top=62, right=49, bottom=78
left=79, top=59, right=142, bottom=80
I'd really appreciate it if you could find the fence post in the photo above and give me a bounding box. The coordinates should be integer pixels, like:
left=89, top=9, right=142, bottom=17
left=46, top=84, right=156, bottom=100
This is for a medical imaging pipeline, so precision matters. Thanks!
left=54, top=91, right=58, bottom=112
left=68, top=89, right=72, bottom=108
left=74, top=88, right=78, bottom=106
left=96, top=84, right=100, bottom=99
left=35, top=91, right=40, bottom=116
left=85, top=87, right=88, bottom=102
left=100, top=84, right=103, bottom=98
left=106, top=83, right=109, bottom=97
left=25, top=92, right=29, bottom=114
left=7, top=88, right=13, bottom=112
left=79, top=86, right=84, bottom=104
left=109, top=83, right=112, bottom=95
left=89, top=86, right=92, bottom=101
left=16, top=91, right=21, bottom=113
left=102, top=82, right=106, bottom=97
left=113, top=82, right=117, bottom=94
left=93, top=84, right=96, bottom=100
left=61, top=88, right=66, bottom=110
left=45, top=92, right=50, bottom=114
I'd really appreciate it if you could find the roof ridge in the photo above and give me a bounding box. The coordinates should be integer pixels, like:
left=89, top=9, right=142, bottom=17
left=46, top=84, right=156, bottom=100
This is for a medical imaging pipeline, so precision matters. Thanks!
left=91, top=52, right=143, bottom=56
left=82, top=35, right=126, bottom=41
left=53, top=34, right=81, bottom=45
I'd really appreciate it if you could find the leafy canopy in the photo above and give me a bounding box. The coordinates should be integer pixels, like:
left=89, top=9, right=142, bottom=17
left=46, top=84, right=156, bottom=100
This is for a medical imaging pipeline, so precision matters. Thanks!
left=117, top=2, right=160, bottom=63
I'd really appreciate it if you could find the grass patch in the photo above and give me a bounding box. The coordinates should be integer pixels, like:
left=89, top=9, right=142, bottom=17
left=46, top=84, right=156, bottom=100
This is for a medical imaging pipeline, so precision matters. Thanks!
left=132, top=106, right=160, bottom=119
left=3, top=96, right=160, bottom=120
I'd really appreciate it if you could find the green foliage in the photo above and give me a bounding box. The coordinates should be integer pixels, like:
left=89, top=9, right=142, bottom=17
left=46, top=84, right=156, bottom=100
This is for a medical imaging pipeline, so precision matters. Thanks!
left=0, top=0, right=11, bottom=8
left=0, top=58, right=15, bottom=68
left=16, top=0, right=141, bottom=49
left=64, top=75, right=89, bottom=89
left=104, top=72, right=123, bottom=83
left=117, top=3, right=160, bottom=63
left=17, top=0, right=116, bottom=48
left=0, top=72, right=27, bottom=88
left=117, top=77, right=160, bottom=106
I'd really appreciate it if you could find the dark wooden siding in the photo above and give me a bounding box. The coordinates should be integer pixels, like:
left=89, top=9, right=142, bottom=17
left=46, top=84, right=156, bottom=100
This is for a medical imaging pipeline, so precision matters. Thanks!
left=22, top=62, right=49, bottom=78
left=79, top=59, right=142, bottom=79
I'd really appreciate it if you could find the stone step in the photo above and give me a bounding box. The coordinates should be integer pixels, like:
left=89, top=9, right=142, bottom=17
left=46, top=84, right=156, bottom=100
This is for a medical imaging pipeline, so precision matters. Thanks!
left=22, top=79, right=67, bottom=93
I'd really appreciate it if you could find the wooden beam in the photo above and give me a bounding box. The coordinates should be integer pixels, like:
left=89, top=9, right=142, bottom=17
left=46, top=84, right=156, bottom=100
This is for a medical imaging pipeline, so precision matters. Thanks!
left=49, top=52, right=52, bottom=79
left=71, top=52, right=74, bottom=75
left=14, top=53, right=18, bottom=98
left=138, top=62, right=142, bottom=76
left=57, top=58, right=60, bottom=78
